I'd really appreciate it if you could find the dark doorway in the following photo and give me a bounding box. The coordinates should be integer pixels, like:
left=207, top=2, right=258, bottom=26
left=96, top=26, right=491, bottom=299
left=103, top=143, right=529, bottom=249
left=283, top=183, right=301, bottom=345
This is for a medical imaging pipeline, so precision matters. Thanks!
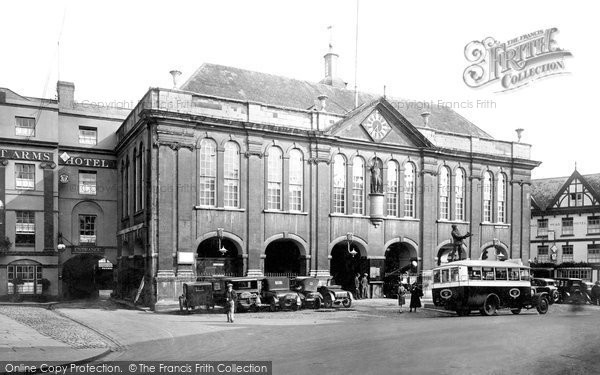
left=62, top=254, right=102, bottom=299
left=330, top=242, right=368, bottom=291
left=197, top=237, right=242, bottom=276
left=264, top=240, right=304, bottom=276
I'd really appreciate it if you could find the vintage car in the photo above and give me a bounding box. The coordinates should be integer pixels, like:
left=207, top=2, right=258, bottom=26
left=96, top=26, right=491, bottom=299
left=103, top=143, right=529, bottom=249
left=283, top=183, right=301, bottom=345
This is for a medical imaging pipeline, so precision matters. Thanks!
left=261, top=277, right=302, bottom=311
left=315, top=277, right=352, bottom=308
left=179, top=281, right=215, bottom=312
left=227, top=277, right=262, bottom=312
left=554, top=277, right=591, bottom=304
left=531, top=278, right=560, bottom=304
left=293, top=277, right=323, bottom=309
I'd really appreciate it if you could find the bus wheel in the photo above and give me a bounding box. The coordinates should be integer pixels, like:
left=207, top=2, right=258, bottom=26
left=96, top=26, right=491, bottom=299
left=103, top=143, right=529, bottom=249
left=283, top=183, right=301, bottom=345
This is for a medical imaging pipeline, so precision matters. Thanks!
left=480, top=295, right=498, bottom=316
left=536, top=297, right=549, bottom=314
left=510, top=308, right=522, bottom=315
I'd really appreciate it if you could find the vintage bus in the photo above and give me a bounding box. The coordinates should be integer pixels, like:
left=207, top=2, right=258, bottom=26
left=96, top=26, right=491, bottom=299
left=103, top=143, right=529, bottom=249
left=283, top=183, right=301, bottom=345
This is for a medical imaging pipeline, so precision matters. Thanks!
left=432, top=260, right=549, bottom=316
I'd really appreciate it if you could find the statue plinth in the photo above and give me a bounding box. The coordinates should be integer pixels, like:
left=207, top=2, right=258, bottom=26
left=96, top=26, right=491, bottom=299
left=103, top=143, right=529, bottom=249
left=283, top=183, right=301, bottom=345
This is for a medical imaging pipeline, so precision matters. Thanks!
left=369, top=193, right=384, bottom=226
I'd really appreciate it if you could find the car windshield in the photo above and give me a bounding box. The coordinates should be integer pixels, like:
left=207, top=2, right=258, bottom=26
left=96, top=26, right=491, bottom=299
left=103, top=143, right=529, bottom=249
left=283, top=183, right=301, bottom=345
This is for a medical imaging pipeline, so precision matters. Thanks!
left=232, top=280, right=257, bottom=290
left=300, top=279, right=319, bottom=292
left=266, top=278, right=289, bottom=290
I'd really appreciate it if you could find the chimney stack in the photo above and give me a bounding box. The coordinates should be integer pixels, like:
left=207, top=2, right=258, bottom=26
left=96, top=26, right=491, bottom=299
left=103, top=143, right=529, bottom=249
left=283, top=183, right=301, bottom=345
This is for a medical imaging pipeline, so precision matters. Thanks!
left=420, top=111, right=431, bottom=127
left=170, top=70, right=182, bottom=89
left=317, top=94, right=328, bottom=111
left=57, top=81, right=75, bottom=109
left=319, top=26, right=346, bottom=89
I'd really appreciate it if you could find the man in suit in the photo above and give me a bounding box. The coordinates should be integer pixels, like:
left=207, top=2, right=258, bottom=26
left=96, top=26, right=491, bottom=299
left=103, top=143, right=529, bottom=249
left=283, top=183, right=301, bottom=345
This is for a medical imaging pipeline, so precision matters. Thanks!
left=225, top=283, right=237, bottom=323
left=450, top=225, right=471, bottom=262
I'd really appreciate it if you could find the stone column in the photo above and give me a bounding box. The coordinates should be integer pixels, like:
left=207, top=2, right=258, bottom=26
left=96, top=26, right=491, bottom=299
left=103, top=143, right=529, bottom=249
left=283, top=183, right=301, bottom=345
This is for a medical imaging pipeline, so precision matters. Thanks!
left=0, top=159, right=7, bottom=240
left=245, top=136, right=264, bottom=277
left=419, top=157, right=438, bottom=272
left=41, top=162, right=56, bottom=251
left=468, top=166, right=483, bottom=259
left=510, top=179, right=522, bottom=260
left=312, top=144, right=331, bottom=277
left=176, top=145, right=194, bottom=277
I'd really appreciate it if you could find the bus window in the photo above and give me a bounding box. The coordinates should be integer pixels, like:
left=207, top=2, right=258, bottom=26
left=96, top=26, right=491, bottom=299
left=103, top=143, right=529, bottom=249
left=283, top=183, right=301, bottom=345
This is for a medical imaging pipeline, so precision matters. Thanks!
left=433, top=270, right=441, bottom=283
left=468, top=267, right=482, bottom=280
left=520, top=269, right=530, bottom=281
left=451, top=267, right=459, bottom=282
left=483, top=267, right=494, bottom=280
left=509, top=269, right=520, bottom=281
left=495, top=268, right=508, bottom=280
left=442, top=269, right=449, bottom=283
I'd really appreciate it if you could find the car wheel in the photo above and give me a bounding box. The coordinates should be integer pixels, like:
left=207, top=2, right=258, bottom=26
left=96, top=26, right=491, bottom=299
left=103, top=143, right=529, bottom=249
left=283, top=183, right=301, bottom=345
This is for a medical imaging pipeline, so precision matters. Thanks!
left=480, top=295, right=498, bottom=316
left=291, top=303, right=299, bottom=311
left=511, top=308, right=522, bottom=315
left=314, top=298, right=321, bottom=310
left=269, top=301, right=277, bottom=312
left=324, top=296, right=333, bottom=308
left=342, top=298, right=352, bottom=308
left=537, top=297, right=549, bottom=314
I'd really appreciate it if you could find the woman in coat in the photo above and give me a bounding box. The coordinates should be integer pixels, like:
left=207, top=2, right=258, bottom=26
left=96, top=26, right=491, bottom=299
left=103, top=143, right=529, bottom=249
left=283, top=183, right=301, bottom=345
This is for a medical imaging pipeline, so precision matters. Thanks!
left=409, top=283, right=423, bottom=312
left=397, top=284, right=407, bottom=313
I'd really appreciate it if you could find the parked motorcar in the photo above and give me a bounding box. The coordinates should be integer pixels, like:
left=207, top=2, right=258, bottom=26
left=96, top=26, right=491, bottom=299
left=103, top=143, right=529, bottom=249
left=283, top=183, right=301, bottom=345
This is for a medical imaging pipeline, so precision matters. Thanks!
left=315, top=277, right=352, bottom=308
left=179, top=281, right=215, bottom=312
left=531, top=278, right=560, bottom=304
left=293, top=277, right=323, bottom=309
left=555, top=277, right=591, bottom=304
left=226, top=277, right=262, bottom=312
left=261, top=277, right=302, bottom=311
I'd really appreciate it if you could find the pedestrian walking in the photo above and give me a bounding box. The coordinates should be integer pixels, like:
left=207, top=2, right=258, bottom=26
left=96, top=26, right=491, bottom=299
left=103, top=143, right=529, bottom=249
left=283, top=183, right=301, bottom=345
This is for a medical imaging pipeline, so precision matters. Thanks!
left=409, top=283, right=423, bottom=312
left=397, top=284, right=407, bottom=313
left=591, top=281, right=600, bottom=306
left=225, top=283, right=237, bottom=323
left=361, top=273, right=369, bottom=299
left=354, top=273, right=361, bottom=299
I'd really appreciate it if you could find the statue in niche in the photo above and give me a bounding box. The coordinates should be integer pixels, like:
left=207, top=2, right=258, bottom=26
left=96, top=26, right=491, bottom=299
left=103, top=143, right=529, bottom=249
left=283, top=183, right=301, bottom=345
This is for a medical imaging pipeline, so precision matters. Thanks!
left=370, top=159, right=383, bottom=194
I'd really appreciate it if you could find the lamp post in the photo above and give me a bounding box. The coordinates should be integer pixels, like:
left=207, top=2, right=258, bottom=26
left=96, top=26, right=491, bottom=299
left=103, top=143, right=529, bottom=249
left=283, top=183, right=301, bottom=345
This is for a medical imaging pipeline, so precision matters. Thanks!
left=217, top=228, right=227, bottom=256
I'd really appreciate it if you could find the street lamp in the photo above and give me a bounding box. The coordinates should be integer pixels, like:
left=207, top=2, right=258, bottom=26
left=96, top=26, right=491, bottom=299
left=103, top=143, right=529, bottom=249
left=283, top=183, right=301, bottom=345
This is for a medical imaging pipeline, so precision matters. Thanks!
left=217, top=228, right=227, bottom=256
left=346, top=233, right=357, bottom=257
left=57, top=232, right=72, bottom=252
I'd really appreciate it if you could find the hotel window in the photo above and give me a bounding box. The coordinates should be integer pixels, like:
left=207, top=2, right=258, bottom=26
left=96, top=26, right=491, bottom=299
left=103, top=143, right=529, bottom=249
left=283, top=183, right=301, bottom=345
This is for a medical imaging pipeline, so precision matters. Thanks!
left=7, top=263, right=42, bottom=295
left=15, top=163, right=35, bottom=190
left=267, top=146, right=282, bottom=210
left=562, top=245, right=573, bottom=262
left=79, top=171, right=97, bottom=195
left=537, top=245, right=549, bottom=262
left=386, top=161, right=398, bottom=216
left=438, top=166, right=450, bottom=220
left=15, top=116, right=35, bottom=137
left=333, top=154, right=346, bottom=214
left=224, top=142, right=240, bottom=208
left=588, top=244, right=600, bottom=263
left=198, top=139, right=217, bottom=206
left=483, top=171, right=493, bottom=222
left=352, top=157, right=365, bottom=215
left=288, top=149, right=303, bottom=212
left=404, top=162, right=415, bottom=218
left=588, top=216, right=600, bottom=234
left=79, top=215, right=97, bottom=245
left=15, top=211, right=35, bottom=246
left=497, top=173, right=506, bottom=223
left=537, top=218, right=548, bottom=237
left=562, top=217, right=574, bottom=235
left=78, top=126, right=97, bottom=145
left=455, top=168, right=465, bottom=221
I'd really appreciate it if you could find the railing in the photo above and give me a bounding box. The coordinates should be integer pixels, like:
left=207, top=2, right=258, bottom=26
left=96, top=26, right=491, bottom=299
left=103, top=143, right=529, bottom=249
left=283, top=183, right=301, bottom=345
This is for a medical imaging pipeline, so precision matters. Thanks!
left=264, top=273, right=300, bottom=278
left=196, top=272, right=241, bottom=277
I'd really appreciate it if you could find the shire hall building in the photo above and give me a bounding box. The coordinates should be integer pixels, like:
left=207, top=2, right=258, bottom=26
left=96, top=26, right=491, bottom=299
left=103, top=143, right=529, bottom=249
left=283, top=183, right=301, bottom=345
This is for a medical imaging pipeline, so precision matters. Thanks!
left=0, top=49, right=540, bottom=309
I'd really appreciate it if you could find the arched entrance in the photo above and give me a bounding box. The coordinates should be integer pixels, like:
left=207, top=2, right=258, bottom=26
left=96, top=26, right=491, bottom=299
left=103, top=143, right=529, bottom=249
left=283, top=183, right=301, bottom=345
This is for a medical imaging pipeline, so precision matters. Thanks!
left=384, top=242, right=417, bottom=276
left=62, top=254, right=103, bottom=299
left=330, top=242, right=368, bottom=291
left=480, top=242, right=509, bottom=261
left=264, top=240, right=305, bottom=276
left=436, top=243, right=467, bottom=266
left=197, top=237, right=243, bottom=276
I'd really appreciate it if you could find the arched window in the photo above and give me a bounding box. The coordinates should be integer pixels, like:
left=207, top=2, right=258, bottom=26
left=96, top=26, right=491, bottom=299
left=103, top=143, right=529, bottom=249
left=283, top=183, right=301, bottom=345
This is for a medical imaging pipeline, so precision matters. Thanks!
left=224, top=142, right=240, bottom=208
left=352, top=157, right=365, bottom=215
left=439, top=166, right=450, bottom=220
left=267, top=147, right=283, bottom=210
left=386, top=160, right=399, bottom=217
left=455, top=168, right=465, bottom=221
left=132, top=148, right=137, bottom=212
left=497, top=173, right=506, bottom=223
left=289, top=149, right=303, bottom=212
left=139, top=143, right=144, bottom=210
left=124, top=157, right=129, bottom=216
left=333, top=154, right=347, bottom=214
left=199, top=139, right=217, bottom=206
left=404, top=162, right=415, bottom=217
left=483, top=171, right=493, bottom=222
left=121, top=161, right=126, bottom=217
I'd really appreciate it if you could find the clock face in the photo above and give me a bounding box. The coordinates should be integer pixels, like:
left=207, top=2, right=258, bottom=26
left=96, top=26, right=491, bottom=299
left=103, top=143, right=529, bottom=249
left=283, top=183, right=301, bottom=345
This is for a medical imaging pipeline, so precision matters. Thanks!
left=362, top=111, right=391, bottom=142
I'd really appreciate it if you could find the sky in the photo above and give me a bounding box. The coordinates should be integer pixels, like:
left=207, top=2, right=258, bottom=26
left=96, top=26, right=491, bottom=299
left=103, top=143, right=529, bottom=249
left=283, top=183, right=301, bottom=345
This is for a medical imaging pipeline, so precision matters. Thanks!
left=1, top=0, right=597, bottom=179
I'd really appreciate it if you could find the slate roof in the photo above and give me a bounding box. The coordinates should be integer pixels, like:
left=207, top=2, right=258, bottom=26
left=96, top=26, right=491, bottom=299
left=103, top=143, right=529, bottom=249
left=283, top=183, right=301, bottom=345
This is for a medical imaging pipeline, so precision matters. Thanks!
left=180, top=63, right=492, bottom=138
left=531, top=171, right=600, bottom=210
